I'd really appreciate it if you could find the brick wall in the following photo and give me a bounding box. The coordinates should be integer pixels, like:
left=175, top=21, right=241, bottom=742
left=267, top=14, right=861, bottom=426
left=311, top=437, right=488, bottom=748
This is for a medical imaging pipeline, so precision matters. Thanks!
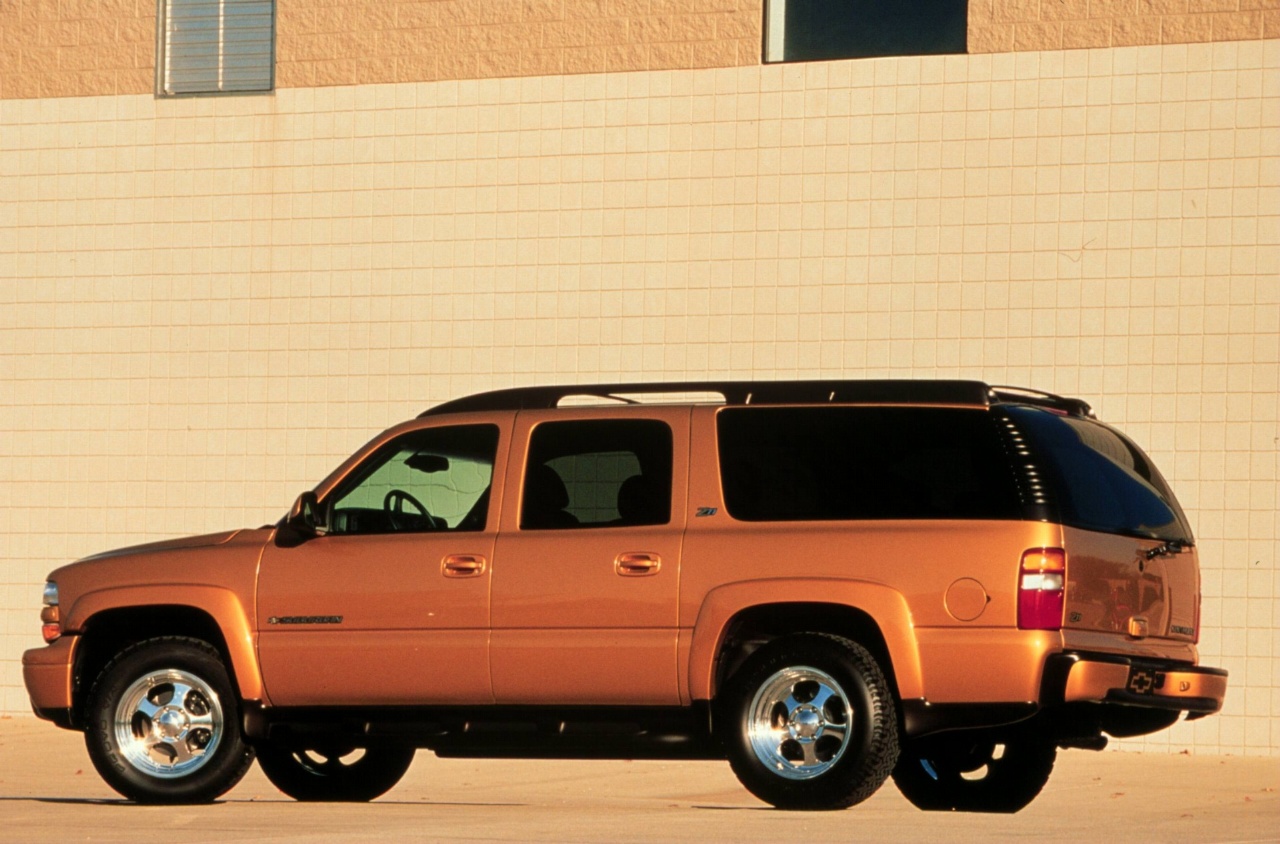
left=971, top=0, right=1280, bottom=53
left=276, top=0, right=762, bottom=88
left=0, top=0, right=155, bottom=99
left=4, top=1, right=1279, bottom=99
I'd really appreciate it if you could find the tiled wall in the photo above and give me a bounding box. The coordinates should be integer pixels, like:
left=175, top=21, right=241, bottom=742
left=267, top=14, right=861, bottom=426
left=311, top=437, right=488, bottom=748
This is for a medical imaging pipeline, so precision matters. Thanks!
left=2, top=39, right=1278, bottom=755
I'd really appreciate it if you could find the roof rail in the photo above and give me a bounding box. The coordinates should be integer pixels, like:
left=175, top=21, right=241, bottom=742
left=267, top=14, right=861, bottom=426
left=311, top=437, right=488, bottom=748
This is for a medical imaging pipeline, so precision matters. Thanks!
left=420, top=379, right=997, bottom=416
left=421, top=380, right=1097, bottom=418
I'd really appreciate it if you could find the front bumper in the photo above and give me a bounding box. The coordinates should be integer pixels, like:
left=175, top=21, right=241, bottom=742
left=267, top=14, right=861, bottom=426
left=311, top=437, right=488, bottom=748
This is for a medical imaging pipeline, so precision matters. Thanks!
left=1044, top=651, right=1228, bottom=716
left=22, top=636, right=78, bottom=728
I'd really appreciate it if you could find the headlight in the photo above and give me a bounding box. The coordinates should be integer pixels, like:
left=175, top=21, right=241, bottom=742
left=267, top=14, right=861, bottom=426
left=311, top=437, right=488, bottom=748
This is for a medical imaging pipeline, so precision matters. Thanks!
left=41, top=581, right=61, bottom=643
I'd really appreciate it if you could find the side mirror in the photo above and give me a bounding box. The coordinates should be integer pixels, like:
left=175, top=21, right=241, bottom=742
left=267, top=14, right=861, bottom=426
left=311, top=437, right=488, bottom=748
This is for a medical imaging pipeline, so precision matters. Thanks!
left=285, top=491, right=326, bottom=537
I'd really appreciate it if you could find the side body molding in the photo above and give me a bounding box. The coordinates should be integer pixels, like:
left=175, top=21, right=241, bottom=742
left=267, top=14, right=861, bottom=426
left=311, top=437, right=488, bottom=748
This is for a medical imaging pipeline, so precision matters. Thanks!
left=685, top=578, right=923, bottom=702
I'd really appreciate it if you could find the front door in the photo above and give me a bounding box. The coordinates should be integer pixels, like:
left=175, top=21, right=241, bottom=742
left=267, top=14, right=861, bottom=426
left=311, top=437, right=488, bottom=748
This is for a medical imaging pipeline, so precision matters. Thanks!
left=257, top=421, right=507, bottom=706
left=490, top=408, right=689, bottom=705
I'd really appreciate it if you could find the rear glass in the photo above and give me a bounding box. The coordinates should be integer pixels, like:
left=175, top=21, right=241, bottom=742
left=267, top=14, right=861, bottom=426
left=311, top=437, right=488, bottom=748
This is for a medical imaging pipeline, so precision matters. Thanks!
left=717, top=407, right=1021, bottom=522
left=1004, top=407, right=1193, bottom=542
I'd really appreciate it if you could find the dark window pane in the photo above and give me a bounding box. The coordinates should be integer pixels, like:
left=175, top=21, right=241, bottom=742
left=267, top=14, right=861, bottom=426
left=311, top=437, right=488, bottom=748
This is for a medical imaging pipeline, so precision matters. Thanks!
left=522, top=420, right=672, bottom=530
left=717, top=407, right=1020, bottom=522
left=1006, top=407, right=1193, bottom=542
left=776, top=0, right=967, bottom=62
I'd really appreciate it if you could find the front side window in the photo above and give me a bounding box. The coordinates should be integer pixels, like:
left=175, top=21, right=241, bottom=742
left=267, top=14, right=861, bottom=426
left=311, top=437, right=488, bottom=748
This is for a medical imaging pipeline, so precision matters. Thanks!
left=521, top=420, right=673, bottom=530
left=158, top=0, right=275, bottom=95
left=328, top=425, right=499, bottom=535
left=717, top=407, right=1021, bottom=522
left=764, top=0, right=967, bottom=63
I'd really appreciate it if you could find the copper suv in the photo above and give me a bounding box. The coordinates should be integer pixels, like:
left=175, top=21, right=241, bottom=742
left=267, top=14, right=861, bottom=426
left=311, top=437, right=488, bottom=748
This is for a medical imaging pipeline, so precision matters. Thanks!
left=24, top=380, right=1227, bottom=810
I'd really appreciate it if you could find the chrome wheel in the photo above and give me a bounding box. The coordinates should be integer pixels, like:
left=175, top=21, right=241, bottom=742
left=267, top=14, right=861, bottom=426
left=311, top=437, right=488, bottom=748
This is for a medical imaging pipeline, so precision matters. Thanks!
left=113, top=668, right=224, bottom=779
left=722, top=635, right=898, bottom=810
left=746, top=665, right=853, bottom=781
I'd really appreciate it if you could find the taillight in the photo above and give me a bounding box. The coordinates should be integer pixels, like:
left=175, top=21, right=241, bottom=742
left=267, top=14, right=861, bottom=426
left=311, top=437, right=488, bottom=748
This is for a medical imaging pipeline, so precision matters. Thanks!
left=41, top=581, right=60, bottom=643
left=1018, top=548, right=1065, bottom=631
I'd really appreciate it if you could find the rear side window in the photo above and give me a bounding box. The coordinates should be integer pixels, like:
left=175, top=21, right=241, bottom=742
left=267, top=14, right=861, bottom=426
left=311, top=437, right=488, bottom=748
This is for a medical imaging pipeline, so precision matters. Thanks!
left=717, top=407, right=1021, bottom=522
left=1005, top=407, right=1193, bottom=543
left=521, top=419, right=673, bottom=530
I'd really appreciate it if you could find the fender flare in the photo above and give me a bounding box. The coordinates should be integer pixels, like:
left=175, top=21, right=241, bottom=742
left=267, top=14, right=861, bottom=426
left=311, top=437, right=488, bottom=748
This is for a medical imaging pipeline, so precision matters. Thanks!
left=67, top=585, right=264, bottom=702
left=686, top=578, right=923, bottom=702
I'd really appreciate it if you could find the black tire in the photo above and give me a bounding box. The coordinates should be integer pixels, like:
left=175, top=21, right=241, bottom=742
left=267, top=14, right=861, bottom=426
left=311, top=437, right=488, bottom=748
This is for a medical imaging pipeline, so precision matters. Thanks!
left=718, top=633, right=900, bottom=810
left=84, top=636, right=255, bottom=803
left=892, top=732, right=1057, bottom=812
left=256, top=743, right=415, bottom=802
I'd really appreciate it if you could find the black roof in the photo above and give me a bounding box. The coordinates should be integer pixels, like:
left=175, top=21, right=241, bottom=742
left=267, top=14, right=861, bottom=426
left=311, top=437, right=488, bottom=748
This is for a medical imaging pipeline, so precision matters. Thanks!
left=421, top=380, right=1094, bottom=418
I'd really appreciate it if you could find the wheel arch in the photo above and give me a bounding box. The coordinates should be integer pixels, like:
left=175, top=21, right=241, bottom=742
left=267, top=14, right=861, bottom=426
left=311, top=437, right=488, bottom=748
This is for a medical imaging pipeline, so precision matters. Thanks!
left=687, top=580, right=924, bottom=704
left=70, top=591, right=263, bottom=719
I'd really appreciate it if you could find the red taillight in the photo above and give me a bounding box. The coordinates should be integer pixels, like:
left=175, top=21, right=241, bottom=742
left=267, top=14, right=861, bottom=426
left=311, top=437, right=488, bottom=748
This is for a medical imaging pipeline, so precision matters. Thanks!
left=1018, top=547, right=1066, bottom=631
left=41, top=624, right=61, bottom=643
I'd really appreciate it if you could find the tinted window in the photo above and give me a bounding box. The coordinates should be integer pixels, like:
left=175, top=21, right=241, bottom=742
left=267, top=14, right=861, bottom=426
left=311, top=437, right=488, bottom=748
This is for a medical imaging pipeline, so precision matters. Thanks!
left=717, top=407, right=1020, bottom=522
left=522, top=420, right=672, bottom=530
left=765, top=0, right=967, bottom=63
left=1006, top=407, right=1193, bottom=542
left=328, top=425, right=499, bottom=535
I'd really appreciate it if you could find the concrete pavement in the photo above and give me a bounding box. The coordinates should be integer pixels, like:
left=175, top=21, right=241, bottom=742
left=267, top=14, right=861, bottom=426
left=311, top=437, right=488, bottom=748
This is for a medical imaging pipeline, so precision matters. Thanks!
left=0, top=716, right=1275, bottom=843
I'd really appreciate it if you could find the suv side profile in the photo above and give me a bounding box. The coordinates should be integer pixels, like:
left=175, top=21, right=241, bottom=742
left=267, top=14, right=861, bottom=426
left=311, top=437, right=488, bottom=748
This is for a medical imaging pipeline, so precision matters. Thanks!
left=23, top=380, right=1227, bottom=810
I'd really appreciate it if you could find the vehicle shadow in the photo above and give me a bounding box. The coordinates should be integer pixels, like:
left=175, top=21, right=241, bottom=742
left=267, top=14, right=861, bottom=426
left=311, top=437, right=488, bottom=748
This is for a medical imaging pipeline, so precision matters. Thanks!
left=0, top=796, right=528, bottom=808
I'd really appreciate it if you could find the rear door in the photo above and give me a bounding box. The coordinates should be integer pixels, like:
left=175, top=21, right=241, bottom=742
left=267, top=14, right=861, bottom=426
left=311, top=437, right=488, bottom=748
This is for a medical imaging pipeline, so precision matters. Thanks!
left=489, top=408, right=689, bottom=705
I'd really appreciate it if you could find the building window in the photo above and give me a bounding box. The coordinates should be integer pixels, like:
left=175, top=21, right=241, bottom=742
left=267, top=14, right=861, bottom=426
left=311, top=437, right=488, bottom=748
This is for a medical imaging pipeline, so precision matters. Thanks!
left=157, top=0, right=274, bottom=95
left=764, top=0, right=967, bottom=63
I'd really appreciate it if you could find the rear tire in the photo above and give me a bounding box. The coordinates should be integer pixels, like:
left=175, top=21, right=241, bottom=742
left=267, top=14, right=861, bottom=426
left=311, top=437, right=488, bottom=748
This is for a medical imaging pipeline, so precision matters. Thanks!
left=84, top=637, right=255, bottom=803
left=256, top=743, right=415, bottom=802
left=719, top=633, right=899, bottom=810
left=892, top=733, right=1056, bottom=812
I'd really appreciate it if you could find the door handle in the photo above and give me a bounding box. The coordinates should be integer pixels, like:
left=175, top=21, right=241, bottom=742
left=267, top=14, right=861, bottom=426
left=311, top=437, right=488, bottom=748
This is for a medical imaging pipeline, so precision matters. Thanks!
left=615, top=552, right=661, bottom=577
left=442, top=554, right=487, bottom=577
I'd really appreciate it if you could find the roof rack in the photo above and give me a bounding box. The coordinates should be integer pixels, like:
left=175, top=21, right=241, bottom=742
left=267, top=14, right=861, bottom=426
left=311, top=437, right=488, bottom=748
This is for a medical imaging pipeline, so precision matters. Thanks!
left=420, top=379, right=1093, bottom=418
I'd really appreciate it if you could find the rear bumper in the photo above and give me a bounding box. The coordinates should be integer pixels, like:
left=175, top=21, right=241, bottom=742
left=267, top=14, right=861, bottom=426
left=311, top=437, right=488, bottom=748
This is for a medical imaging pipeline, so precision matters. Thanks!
left=1043, top=651, right=1227, bottom=716
left=22, top=636, right=78, bottom=728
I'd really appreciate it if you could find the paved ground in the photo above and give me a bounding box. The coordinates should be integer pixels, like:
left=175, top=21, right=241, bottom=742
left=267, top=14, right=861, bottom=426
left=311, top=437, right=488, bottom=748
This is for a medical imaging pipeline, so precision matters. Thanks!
left=0, top=716, right=1275, bottom=843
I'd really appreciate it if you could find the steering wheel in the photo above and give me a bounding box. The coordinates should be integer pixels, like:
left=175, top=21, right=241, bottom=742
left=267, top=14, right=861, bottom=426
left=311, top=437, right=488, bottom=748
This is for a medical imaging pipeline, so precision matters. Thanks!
left=383, top=489, right=432, bottom=531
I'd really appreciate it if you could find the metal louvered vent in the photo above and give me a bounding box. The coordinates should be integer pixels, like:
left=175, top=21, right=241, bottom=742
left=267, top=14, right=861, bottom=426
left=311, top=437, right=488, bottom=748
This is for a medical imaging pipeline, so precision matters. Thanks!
left=159, top=0, right=274, bottom=95
left=994, top=411, right=1054, bottom=519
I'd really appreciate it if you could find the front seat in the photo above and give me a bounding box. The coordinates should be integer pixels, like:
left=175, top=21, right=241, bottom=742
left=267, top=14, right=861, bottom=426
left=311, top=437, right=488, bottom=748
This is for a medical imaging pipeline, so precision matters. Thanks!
left=521, top=464, right=579, bottom=529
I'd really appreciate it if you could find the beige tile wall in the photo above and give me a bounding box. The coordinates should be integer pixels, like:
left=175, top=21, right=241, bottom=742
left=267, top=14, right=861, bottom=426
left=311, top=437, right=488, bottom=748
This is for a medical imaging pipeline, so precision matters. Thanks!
left=1, top=40, right=1278, bottom=754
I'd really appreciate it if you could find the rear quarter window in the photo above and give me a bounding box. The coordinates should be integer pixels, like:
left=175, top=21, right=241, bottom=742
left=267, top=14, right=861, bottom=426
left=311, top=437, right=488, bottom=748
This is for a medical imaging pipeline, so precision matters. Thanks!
left=1003, top=406, right=1193, bottom=543
left=716, top=407, right=1022, bottom=522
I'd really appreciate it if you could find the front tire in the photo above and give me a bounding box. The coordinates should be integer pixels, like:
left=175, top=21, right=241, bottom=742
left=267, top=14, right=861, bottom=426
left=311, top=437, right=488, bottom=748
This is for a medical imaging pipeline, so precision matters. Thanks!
left=84, top=637, right=255, bottom=803
left=892, top=733, right=1057, bottom=812
left=719, top=634, right=899, bottom=810
left=256, top=743, right=415, bottom=802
